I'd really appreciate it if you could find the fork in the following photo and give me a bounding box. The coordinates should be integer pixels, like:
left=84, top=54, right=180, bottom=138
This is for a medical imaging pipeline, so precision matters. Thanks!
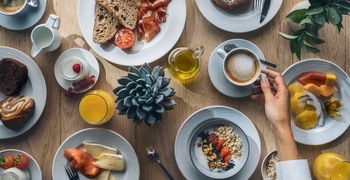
left=253, top=0, right=264, bottom=11
left=64, top=163, right=80, bottom=180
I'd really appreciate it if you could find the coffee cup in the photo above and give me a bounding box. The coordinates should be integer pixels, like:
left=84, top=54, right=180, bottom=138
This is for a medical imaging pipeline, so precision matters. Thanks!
left=218, top=47, right=261, bottom=86
left=0, top=0, right=38, bottom=16
left=30, top=14, right=61, bottom=57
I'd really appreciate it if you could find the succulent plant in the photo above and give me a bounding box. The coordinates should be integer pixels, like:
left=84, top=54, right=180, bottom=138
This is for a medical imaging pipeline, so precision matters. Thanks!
left=113, top=63, right=176, bottom=126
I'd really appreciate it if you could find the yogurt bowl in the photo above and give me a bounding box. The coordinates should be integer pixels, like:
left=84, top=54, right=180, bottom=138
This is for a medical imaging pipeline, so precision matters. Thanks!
left=60, top=56, right=90, bottom=81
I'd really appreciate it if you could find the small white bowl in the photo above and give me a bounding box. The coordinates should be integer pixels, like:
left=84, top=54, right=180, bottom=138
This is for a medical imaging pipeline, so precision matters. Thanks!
left=60, top=56, right=90, bottom=81
left=190, top=119, right=249, bottom=179
left=261, top=149, right=279, bottom=180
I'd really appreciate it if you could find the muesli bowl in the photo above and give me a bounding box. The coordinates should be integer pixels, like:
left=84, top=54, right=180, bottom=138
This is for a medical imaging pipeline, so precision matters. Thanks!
left=190, top=118, right=250, bottom=179
left=261, top=149, right=279, bottom=180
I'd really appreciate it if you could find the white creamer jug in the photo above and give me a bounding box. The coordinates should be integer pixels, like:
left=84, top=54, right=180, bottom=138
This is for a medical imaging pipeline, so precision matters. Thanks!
left=30, top=14, right=61, bottom=57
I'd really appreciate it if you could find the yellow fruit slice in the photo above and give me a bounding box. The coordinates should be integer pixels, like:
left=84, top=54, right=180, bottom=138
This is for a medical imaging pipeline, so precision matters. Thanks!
left=304, top=83, right=322, bottom=97
left=313, top=152, right=347, bottom=180
left=325, top=73, right=337, bottom=86
left=294, top=110, right=318, bottom=129
left=290, top=92, right=308, bottom=114
left=288, top=83, right=303, bottom=96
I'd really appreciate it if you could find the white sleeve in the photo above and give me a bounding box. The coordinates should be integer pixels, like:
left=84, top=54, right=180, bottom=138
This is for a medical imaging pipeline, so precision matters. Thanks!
left=276, top=159, right=312, bottom=180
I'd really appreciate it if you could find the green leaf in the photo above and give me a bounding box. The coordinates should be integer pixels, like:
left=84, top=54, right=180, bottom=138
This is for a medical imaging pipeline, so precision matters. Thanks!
left=303, top=40, right=321, bottom=53
left=326, top=7, right=341, bottom=25
left=306, top=6, right=324, bottom=16
left=300, top=18, right=314, bottom=26
left=287, top=9, right=307, bottom=23
left=311, top=12, right=326, bottom=25
left=305, top=31, right=325, bottom=44
left=335, top=1, right=350, bottom=12
left=279, top=32, right=299, bottom=40
left=290, top=39, right=302, bottom=60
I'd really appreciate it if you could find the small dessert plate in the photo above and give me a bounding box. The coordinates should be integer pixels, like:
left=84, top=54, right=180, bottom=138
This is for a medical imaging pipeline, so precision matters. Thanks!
left=54, top=48, right=99, bottom=93
left=0, top=0, right=47, bottom=30
left=208, top=39, right=266, bottom=98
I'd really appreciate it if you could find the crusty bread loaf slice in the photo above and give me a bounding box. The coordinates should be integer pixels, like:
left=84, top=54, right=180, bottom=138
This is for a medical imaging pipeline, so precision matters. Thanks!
left=96, top=0, right=138, bottom=30
left=93, top=3, right=119, bottom=44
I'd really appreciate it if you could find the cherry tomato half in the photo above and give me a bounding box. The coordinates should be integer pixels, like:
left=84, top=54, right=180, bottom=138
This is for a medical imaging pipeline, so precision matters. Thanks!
left=114, top=28, right=135, bottom=50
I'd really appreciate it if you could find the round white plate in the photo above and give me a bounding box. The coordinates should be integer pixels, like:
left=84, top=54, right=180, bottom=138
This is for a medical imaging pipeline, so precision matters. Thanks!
left=54, top=48, right=99, bottom=93
left=174, top=106, right=261, bottom=179
left=52, top=128, right=140, bottom=180
left=282, top=59, right=350, bottom=145
left=195, top=0, right=283, bottom=33
left=0, top=0, right=47, bottom=30
left=0, top=46, right=47, bottom=139
left=0, top=149, right=42, bottom=179
left=208, top=39, right=266, bottom=98
left=77, top=0, right=186, bottom=66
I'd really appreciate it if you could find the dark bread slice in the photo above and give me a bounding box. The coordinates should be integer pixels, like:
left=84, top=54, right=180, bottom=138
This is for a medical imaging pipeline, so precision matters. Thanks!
left=211, top=0, right=251, bottom=10
left=93, top=3, right=120, bottom=44
left=0, top=58, right=28, bottom=96
left=96, top=0, right=138, bottom=30
left=0, top=95, right=35, bottom=130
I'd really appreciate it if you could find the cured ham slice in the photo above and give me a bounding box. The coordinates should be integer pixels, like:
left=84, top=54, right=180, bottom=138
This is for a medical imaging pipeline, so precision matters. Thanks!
left=137, top=0, right=171, bottom=41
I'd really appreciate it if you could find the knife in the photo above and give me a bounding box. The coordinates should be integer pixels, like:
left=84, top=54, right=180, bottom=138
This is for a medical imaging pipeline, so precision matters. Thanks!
left=260, top=0, right=271, bottom=23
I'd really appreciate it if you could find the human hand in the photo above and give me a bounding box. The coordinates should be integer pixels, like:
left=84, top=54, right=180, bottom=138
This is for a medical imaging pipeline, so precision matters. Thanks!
left=251, top=69, right=291, bottom=129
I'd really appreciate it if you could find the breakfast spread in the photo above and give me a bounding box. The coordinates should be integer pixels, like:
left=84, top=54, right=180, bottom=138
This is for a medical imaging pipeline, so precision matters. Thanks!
left=0, top=58, right=28, bottom=96
left=288, top=72, right=342, bottom=130
left=211, top=0, right=252, bottom=10
left=0, top=95, right=35, bottom=130
left=196, top=125, right=243, bottom=171
left=92, top=0, right=171, bottom=49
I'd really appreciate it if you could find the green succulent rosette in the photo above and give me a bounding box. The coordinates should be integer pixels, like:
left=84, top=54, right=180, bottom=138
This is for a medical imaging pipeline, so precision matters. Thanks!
left=113, top=63, right=176, bottom=126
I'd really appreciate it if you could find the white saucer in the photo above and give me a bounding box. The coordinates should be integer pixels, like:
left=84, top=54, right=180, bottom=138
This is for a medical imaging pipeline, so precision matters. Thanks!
left=0, top=0, right=47, bottom=31
left=208, top=39, right=266, bottom=98
left=54, top=48, right=99, bottom=93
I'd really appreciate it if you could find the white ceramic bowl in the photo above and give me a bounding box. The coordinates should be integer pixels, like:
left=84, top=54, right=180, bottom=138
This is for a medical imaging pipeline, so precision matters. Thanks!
left=60, top=56, right=90, bottom=81
left=261, top=149, right=278, bottom=180
left=190, top=118, right=249, bottom=179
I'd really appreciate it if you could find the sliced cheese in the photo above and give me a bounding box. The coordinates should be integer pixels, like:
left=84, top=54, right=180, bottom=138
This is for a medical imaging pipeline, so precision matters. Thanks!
left=93, top=153, right=125, bottom=171
left=83, top=142, right=118, bottom=159
left=90, top=169, right=111, bottom=180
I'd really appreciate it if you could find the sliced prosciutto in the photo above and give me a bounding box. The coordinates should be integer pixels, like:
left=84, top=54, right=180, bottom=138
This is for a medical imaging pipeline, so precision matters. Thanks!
left=137, top=0, right=171, bottom=41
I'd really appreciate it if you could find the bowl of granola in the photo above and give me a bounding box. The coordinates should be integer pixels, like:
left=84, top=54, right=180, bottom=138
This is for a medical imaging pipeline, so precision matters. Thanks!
left=261, top=149, right=279, bottom=180
left=190, top=118, right=250, bottom=179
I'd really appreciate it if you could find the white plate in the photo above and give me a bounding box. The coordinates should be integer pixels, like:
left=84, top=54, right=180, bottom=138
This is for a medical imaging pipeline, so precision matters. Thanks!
left=54, top=48, right=99, bottom=93
left=208, top=39, right=266, bottom=98
left=174, top=106, right=261, bottom=179
left=0, top=149, right=42, bottom=179
left=0, top=46, right=47, bottom=139
left=282, top=59, right=350, bottom=145
left=195, top=0, right=283, bottom=33
left=77, top=0, right=186, bottom=66
left=52, top=128, right=140, bottom=180
left=0, top=0, right=47, bottom=30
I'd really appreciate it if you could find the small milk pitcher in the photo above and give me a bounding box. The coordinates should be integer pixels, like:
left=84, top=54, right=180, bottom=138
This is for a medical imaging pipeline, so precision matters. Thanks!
left=31, top=14, right=61, bottom=57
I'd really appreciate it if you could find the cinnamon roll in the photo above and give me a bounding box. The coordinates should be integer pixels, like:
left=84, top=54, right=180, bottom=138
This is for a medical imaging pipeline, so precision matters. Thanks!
left=0, top=95, right=35, bottom=130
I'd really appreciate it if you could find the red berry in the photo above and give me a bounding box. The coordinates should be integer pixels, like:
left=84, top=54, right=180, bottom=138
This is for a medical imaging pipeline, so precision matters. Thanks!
left=72, top=63, right=81, bottom=73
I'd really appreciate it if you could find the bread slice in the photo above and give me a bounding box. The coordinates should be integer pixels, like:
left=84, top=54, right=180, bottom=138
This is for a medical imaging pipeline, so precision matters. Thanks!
left=95, top=0, right=138, bottom=30
left=83, top=142, right=118, bottom=159
left=93, top=3, right=119, bottom=44
left=0, top=95, right=35, bottom=130
left=93, top=153, right=125, bottom=171
left=0, top=58, right=28, bottom=96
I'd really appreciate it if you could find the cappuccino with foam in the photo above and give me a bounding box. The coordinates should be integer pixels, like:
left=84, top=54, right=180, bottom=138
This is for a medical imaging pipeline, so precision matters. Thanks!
left=0, top=0, right=25, bottom=14
left=223, top=48, right=260, bottom=86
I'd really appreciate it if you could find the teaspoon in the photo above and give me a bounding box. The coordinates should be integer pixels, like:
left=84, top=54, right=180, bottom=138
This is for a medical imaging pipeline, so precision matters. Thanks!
left=146, top=147, right=174, bottom=180
left=223, top=43, right=277, bottom=68
left=27, top=0, right=39, bottom=8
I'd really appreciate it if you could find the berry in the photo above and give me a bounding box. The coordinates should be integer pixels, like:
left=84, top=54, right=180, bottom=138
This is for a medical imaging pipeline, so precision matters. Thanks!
left=72, top=63, right=81, bottom=73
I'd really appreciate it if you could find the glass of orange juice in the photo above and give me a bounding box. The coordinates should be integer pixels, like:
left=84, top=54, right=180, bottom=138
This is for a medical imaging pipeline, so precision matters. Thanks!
left=331, top=161, right=350, bottom=180
left=79, top=90, right=115, bottom=125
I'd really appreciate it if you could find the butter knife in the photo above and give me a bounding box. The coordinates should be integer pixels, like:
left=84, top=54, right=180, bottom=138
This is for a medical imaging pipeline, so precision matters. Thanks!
left=260, top=0, right=271, bottom=23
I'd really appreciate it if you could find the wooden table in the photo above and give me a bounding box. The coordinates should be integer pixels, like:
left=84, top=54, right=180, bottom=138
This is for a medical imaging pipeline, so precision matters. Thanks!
left=1, top=0, right=350, bottom=179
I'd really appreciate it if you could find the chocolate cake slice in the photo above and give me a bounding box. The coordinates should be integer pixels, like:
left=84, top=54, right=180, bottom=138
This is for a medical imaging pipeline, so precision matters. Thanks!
left=0, top=58, right=28, bottom=96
